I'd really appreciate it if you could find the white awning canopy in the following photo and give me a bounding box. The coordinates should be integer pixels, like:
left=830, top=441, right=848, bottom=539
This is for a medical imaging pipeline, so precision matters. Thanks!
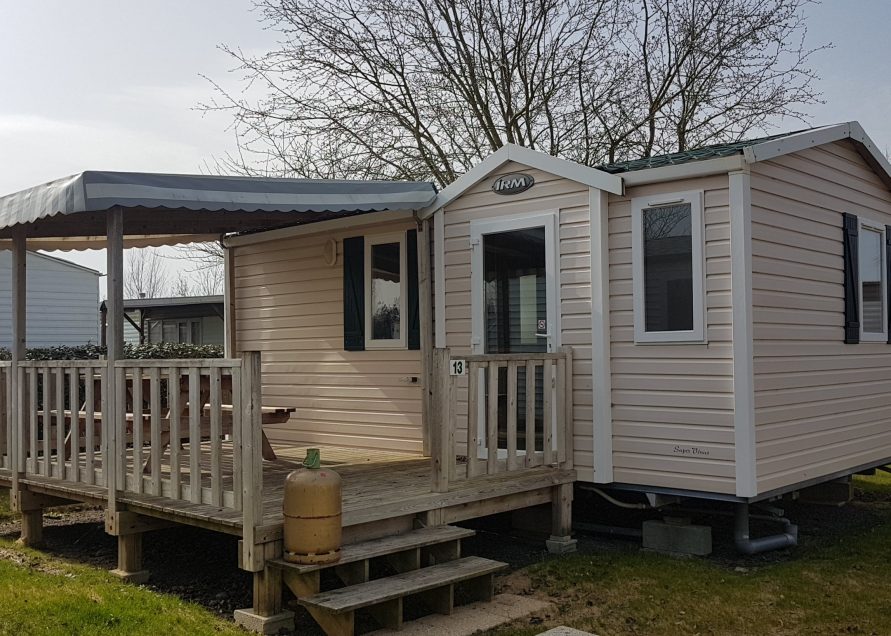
left=0, top=171, right=437, bottom=249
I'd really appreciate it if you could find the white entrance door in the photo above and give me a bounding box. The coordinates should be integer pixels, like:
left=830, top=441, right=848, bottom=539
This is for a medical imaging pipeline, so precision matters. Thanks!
left=469, top=213, right=559, bottom=459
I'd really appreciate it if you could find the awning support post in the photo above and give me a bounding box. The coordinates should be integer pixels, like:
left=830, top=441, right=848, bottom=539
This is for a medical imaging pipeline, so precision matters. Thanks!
left=104, top=207, right=124, bottom=528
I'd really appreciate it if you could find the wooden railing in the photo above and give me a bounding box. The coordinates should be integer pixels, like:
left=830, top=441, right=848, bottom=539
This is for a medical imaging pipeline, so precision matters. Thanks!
left=431, top=347, right=573, bottom=492
left=8, top=353, right=263, bottom=524
left=111, top=358, right=255, bottom=510
left=18, top=360, right=108, bottom=486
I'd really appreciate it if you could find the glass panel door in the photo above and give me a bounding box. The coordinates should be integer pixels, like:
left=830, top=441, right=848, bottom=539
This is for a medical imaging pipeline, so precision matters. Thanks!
left=471, top=217, right=556, bottom=461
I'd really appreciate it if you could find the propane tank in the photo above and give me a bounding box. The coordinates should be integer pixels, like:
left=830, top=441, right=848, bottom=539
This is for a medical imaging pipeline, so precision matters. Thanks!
left=283, top=448, right=342, bottom=564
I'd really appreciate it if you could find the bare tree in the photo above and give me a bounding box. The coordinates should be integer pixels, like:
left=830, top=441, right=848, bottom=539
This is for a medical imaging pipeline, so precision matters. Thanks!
left=174, top=242, right=225, bottom=296
left=192, top=266, right=224, bottom=296
left=171, top=275, right=192, bottom=297
left=202, top=0, right=827, bottom=185
left=124, top=248, right=169, bottom=299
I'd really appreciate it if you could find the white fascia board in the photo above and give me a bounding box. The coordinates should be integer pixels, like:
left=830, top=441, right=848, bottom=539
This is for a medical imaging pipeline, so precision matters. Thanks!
left=223, top=209, right=414, bottom=247
left=742, top=123, right=851, bottom=163
left=743, top=121, right=891, bottom=190
left=620, top=155, right=746, bottom=187
left=418, top=144, right=624, bottom=220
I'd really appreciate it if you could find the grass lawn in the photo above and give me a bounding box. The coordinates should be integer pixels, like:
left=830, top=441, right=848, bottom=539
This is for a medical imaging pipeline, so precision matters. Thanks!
left=0, top=491, right=242, bottom=636
left=491, top=469, right=891, bottom=636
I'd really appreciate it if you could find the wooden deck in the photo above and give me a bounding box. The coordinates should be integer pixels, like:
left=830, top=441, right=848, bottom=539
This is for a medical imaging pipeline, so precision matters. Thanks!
left=1, top=444, right=575, bottom=544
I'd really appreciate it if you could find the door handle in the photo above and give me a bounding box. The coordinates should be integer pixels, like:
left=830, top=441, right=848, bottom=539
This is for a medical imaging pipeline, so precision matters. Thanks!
left=535, top=332, right=550, bottom=338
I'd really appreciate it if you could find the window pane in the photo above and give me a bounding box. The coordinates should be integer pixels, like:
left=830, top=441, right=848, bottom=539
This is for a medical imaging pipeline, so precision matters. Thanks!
left=643, top=203, right=693, bottom=332
left=371, top=242, right=401, bottom=340
left=860, top=227, right=884, bottom=333
left=483, top=227, right=547, bottom=354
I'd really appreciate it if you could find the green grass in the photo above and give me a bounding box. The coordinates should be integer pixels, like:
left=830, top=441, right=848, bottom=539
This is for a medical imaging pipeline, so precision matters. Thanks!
left=0, top=489, right=12, bottom=522
left=490, top=470, right=891, bottom=636
left=0, top=537, right=243, bottom=636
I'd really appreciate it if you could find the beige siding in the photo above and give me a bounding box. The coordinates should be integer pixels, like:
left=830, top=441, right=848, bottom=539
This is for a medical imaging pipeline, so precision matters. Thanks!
left=752, top=140, right=891, bottom=493
left=608, top=175, right=737, bottom=494
left=441, top=162, right=596, bottom=480
left=233, top=219, right=423, bottom=453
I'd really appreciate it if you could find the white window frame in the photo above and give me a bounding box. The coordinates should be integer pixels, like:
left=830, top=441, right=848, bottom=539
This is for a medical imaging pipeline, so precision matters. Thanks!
left=364, top=231, right=408, bottom=350
left=858, top=217, right=887, bottom=342
left=631, top=190, right=706, bottom=344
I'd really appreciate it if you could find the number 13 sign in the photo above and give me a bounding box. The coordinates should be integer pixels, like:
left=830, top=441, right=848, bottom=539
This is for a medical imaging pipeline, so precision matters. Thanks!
left=449, top=359, right=467, bottom=376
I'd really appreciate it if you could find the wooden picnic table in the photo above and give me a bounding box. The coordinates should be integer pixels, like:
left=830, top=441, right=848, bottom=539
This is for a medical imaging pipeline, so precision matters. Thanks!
left=56, top=372, right=294, bottom=466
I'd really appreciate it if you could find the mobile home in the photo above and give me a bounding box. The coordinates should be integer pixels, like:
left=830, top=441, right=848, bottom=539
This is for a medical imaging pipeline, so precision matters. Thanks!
left=1, top=122, right=889, bottom=633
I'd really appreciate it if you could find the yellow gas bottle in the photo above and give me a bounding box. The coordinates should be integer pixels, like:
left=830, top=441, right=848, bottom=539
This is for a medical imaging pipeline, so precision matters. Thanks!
left=282, top=448, right=342, bottom=564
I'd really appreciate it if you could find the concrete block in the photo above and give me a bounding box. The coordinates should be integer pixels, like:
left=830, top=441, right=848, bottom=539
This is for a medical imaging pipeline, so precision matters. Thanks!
left=109, top=568, right=150, bottom=585
left=642, top=518, right=712, bottom=556
left=545, top=535, right=578, bottom=554
left=233, top=608, right=295, bottom=635
left=798, top=479, right=852, bottom=506
left=537, top=628, right=598, bottom=636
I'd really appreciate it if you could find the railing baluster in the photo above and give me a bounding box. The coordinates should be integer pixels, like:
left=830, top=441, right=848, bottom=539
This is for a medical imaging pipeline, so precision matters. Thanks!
left=85, top=368, right=95, bottom=485
left=563, top=347, right=574, bottom=470
left=486, top=361, right=498, bottom=474
left=132, top=367, right=143, bottom=493
left=42, top=368, right=50, bottom=477
left=69, top=368, right=79, bottom=483
left=506, top=361, right=518, bottom=471
left=55, top=368, right=64, bottom=479
left=543, top=359, right=554, bottom=466
left=525, top=360, right=536, bottom=468
left=231, top=366, right=243, bottom=511
left=168, top=367, right=181, bottom=500
left=28, top=368, right=37, bottom=475
left=150, top=367, right=162, bottom=496
left=466, top=361, right=480, bottom=479
left=189, top=367, right=201, bottom=504
left=210, top=366, right=222, bottom=506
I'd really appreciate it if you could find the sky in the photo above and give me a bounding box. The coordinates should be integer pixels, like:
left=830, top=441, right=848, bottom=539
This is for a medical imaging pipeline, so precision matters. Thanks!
left=1, top=0, right=890, bottom=292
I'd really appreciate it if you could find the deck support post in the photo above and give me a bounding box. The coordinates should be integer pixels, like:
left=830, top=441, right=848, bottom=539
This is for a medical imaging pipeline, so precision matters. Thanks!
left=545, top=482, right=577, bottom=554
left=9, top=228, right=26, bottom=492
left=110, top=533, right=150, bottom=584
left=430, top=348, right=451, bottom=493
left=418, top=217, right=434, bottom=457
left=239, top=351, right=265, bottom=572
left=234, top=566, right=295, bottom=634
left=105, top=207, right=124, bottom=523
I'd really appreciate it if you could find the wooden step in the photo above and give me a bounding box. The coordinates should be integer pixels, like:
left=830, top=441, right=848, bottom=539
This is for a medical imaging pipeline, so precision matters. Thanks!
left=297, top=556, right=507, bottom=634
left=269, top=524, right=475, bottom=574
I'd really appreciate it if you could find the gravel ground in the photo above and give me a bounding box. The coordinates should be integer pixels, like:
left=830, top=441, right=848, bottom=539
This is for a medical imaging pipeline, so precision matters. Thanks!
left=0, top=483, right=879, bottom=635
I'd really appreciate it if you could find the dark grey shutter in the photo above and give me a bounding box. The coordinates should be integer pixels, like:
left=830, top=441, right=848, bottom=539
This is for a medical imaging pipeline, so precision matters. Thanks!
left=843, top=213, right=859, bottom=344
left=407, top=229, right=421, bottom=350
left=343, top=236, right=365, bottom=351
left=886, top=226, right=891, bottom=343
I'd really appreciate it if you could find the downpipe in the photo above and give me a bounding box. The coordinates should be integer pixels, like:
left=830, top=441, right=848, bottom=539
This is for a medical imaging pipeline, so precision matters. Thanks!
left=734, top=502, right=798, bottom=555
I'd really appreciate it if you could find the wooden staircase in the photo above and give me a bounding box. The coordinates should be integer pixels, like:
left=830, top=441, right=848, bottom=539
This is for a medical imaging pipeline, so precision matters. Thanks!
left=269, top=525, right=507, bottom=635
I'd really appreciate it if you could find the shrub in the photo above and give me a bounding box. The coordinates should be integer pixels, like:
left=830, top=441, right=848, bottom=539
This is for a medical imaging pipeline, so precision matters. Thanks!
left=0, top=343, right=224, bottom=361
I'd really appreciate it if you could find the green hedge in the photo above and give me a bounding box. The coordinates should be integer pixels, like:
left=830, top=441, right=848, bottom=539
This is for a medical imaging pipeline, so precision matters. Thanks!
left=0, top=343, right=224, bottom=361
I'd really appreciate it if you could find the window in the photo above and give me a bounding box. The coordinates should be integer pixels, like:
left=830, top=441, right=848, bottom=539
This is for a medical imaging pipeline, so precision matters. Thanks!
left=632, top=191, right=705, bottom=343
left=149, top=319, right=202, bottom=344
left=859, top=219, right=887, bottom=341
left=364, top=232, right=407, bottom=349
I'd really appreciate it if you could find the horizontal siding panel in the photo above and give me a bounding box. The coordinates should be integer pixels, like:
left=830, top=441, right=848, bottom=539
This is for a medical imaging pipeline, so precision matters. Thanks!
left=234, top=220, right=423, bottom=454
left=752, top=139, right=891, bottom=494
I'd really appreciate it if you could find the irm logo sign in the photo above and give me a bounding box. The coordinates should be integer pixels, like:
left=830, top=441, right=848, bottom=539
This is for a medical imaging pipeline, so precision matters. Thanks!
left=491, top=173, right=535, bottom=195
